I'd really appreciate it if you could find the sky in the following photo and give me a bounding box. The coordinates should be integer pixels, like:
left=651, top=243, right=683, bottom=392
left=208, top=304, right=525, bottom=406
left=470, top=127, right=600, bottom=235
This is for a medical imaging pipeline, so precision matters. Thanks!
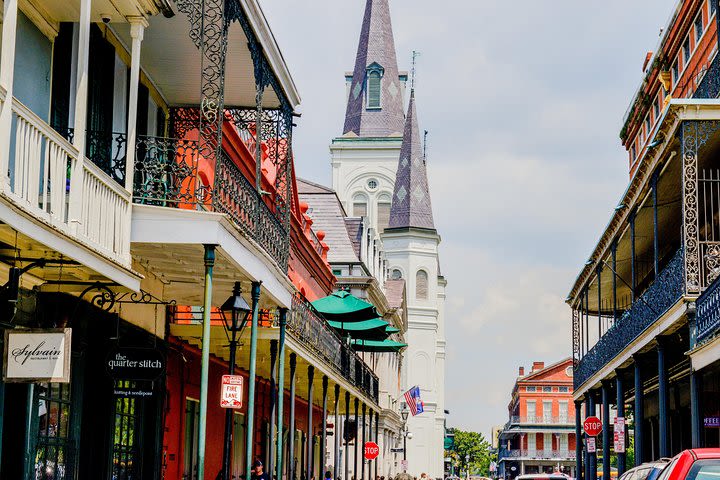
left=260, top=0, right=678, bottom=438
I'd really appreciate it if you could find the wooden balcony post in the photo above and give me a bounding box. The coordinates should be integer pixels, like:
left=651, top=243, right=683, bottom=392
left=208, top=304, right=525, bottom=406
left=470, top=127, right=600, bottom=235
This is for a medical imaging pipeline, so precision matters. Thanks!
left=125, top=18, right=147, bottom=193
left=321, top=376, right=329, bottom=476
left=345, top=391, right=351, bottom=480
left=245, top=281, right=263, bottom=480
left=269, top=339, right=278, bottom=476
left=0, top=0, right=18, bottom=184
left=197, top=244, right=216, bottom=480
left=289, top=354, right=297, bottom=480
left=334, top=384, right=341, bottom=480
left=306, top=365, right=315, bottom=480
left=276, top=309, right=288, bottom=480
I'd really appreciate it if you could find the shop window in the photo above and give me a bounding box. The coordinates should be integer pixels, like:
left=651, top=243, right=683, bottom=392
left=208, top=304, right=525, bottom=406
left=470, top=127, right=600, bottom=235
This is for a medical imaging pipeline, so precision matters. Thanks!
left=111, top=381, right=143, bottom=480
left=184, top=399, right=200, bottom=479
left=32, top=382, right=73, bottom=480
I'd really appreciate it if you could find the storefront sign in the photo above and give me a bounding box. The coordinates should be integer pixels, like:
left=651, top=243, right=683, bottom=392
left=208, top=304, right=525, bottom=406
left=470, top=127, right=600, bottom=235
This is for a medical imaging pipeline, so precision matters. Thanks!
left=220, top=375, right=244, bottom=409
left=106, top=346, right=165, bottom=381
left=3, top=329, right=71, bottom=383
left=704, top=417, right=720, bottom=428
left=113, top=382, right=154, bottom=398
left=587, top=437, right=596, bottom=453
left=614, top=417, right=625, bottom=452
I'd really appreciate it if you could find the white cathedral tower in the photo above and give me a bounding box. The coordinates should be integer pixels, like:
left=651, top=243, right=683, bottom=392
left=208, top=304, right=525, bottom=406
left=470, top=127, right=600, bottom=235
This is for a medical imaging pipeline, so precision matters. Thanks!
left=330, top=1, right=447, bottom=477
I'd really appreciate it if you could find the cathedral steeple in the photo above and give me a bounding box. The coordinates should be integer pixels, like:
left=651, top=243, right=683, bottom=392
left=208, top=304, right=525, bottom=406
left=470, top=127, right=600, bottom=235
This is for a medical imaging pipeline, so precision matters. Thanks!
left=388, top=90, right=435, bottom=230
left=342, top=0, right=405, bottom=138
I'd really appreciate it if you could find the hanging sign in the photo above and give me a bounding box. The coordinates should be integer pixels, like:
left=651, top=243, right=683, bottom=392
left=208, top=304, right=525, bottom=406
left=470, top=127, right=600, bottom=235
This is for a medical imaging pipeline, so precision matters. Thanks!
left=614, top=417, right=626, bottom=452
left=583, top=416, right=602, bottom=436
left=106, top=346, right=165, bottom=381
left=364, top=441, right=380, bottom=460
left=587, top=437, right=596, bottom=453
left=221, top=375, right=244, bottom=409
left=3, top=329, right=71, bottom=383
left=705, top=417, right=720, bottom=428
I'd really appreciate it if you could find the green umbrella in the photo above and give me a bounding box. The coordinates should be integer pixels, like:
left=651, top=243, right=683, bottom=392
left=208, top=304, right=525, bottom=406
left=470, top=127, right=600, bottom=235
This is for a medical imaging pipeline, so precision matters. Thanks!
left=385, top=326, right=400, bottom=334
left=312, top=290, right=378, bottom=321
left=328, top=318, right=390, bottom=340
left=350, top=339, right=407, bottom=352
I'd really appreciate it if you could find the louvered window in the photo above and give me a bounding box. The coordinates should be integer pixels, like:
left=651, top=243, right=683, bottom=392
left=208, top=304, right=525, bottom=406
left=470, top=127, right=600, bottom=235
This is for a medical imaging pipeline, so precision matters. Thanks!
left=353, top=202, right=367, bottom=217
left=378, top=201, right=391, bottom=231
left=367, top=71, right=382, bottom=109
left=416, top=270, right=428, bottom=299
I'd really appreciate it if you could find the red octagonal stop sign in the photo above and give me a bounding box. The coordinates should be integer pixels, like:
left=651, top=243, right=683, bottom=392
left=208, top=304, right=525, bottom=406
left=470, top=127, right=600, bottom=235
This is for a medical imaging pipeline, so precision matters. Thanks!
left=364, top=441, right=380, bottom=460
left=584, top=416, right=602, bottom=436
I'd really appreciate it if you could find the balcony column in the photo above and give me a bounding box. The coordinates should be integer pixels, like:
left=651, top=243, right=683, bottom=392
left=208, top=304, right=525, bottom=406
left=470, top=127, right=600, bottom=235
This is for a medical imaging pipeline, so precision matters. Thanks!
left=68, top=0, right=93, bottom=229
left=289, top=354, right=297, bottom=480
left=354, top=398, right=360, bottom=480
left=124, top=18, right=147, bottom=193
left=681, top=121, right=703, bottom=294
left=652, top=169, right=660, bottom=276
left=630, top=209, right=637, bottom=302
left=306, top=365, right=315, bottom=480
left=588, top=394, right=597, bottom=480
left=657, top=338, right=669, bottom=458
left=615, top=371, right=625, bottom=476
left=584, top=287, right=590, bottom=354
left=334, top=385, right=341, bottom=480
left=633, top=355, right=644, bottom=466
left=689, top=306, right=703, bottom=448
left=0, top=0, right=18, bottom=181
left=583, top=402, right=590, bottom=480
left=575, top=400, right=583, bottom=480
left=597, top=265, right=603, bottom=337
left=268, top=340, right=278, bottom=476
left=601, top=382, right=610, bottom=480
left=197, top=245, right=215, bottom=480
left=245, top=281, right=263, bottom=480
left=322, top=376, right=329, bottom=475
left=361, top=403, right=367, bottom=480
left=345, top=392, right=351, bottom=480
left=276, top=309, right=288, bottom=480
left=374, top=411, right=379, bottom=480
left=612, top=242, right=618, bottom=321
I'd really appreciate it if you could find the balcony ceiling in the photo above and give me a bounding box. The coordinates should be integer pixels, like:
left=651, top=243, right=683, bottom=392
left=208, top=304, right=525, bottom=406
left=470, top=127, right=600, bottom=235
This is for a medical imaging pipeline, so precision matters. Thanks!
left=36, top=0, right=160, bottom=24
left=112, top=12, right=281, bottom=110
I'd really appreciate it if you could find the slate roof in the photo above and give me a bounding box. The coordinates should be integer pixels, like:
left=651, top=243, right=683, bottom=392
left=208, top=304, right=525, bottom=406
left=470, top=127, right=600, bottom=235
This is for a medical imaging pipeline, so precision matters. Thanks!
left=384, top=278, right=405, bottom=309
left=342, top=0, right=405, bottom=138
left=388, top=90, right=435, bottom=230
left=298, top=178, right=360, bottom=263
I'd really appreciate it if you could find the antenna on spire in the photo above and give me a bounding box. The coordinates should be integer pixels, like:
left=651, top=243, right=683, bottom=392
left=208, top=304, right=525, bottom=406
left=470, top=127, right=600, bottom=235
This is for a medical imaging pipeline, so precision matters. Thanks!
left=423, top=129, right=429, bottom=163
left=411, top=50, right=421, bottom=91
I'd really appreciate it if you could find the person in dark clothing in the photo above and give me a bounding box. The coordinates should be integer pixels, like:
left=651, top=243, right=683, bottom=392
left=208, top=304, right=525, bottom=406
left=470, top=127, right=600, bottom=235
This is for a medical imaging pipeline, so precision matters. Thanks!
left=252, top=460, right=270, bottom=480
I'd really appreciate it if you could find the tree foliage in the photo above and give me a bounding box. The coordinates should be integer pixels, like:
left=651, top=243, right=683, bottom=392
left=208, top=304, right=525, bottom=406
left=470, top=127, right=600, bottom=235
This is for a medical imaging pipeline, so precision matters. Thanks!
left=447, top=428, right=495, bottom=476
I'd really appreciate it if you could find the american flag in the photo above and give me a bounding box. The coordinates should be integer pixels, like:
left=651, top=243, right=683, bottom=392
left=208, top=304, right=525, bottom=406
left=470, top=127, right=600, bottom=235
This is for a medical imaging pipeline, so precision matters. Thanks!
left=404, top=386, right=424, bottom=416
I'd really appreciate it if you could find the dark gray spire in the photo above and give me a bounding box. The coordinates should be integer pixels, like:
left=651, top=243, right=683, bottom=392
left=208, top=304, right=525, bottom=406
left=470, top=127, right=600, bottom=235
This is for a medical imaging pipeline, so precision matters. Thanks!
left=342, top=0, right=405, bottom=138
left=388, top=91, right=435, bottom=230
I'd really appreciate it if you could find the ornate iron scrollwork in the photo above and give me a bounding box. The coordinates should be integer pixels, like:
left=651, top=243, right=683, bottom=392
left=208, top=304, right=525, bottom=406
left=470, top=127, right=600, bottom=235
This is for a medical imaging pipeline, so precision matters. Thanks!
left=78, top=283, right=116, bottom=312
left=705, top=243, right=720, bottom=285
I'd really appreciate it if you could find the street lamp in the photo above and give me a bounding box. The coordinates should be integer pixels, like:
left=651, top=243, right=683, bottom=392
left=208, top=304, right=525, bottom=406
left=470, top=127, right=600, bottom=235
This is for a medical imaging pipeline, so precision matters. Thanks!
left=220, top=281, right=252, bottom=480
left=401, top=404, right=410, bottom=471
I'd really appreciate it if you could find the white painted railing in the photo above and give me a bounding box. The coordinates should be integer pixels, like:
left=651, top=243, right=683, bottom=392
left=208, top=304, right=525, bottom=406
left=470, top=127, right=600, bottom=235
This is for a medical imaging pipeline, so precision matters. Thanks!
left=3, top=95, right=131, bottom=267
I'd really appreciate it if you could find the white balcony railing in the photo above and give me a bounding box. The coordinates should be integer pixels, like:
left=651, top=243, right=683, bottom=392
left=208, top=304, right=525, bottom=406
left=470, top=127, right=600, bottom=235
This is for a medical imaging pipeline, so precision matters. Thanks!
left=500, top=449, right=576, bottom=460
left=509, top=416, right=572, bottom=425
left=1, top=92, right=131, bottom=268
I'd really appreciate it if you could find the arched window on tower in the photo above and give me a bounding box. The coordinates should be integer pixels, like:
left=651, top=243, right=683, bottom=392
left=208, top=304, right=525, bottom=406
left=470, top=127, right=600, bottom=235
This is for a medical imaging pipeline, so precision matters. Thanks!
left=352, top=194, right=368, bottom=218
left=416, top=270, right=429, bottom=299
left=391, top=269, right=402, bottom=280
left=367, top=70, right=382, bottom=109
left=377, top=194, right=392, bottom=231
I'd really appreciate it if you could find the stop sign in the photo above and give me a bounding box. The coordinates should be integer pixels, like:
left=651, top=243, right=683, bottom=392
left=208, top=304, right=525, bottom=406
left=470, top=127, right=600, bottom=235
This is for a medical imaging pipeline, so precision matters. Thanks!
left=583, top=416, right=602, bottom=436
left=364, top=441, right=380, bottom=460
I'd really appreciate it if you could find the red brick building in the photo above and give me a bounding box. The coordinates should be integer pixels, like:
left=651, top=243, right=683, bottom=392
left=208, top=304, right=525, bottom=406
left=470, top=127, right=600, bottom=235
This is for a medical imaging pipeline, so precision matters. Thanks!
left=498, top=359, right=577, bottom=479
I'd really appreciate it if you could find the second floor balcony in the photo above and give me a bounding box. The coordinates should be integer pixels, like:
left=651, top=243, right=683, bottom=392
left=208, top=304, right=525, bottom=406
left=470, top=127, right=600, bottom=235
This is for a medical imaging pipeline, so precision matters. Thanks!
left=508, top=415, right=573, bottom=426
left=498, top=449, right=576, bottom=461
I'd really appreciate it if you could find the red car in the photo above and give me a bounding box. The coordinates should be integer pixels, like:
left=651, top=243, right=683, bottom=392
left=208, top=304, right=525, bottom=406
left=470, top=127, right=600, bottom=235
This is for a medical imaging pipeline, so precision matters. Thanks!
left=656, top=449, right=720, bottom=480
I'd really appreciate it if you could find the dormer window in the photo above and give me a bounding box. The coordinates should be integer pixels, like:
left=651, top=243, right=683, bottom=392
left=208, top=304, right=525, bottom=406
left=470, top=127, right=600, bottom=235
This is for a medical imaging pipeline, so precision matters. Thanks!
left=366, top=63, right=385, bottom=109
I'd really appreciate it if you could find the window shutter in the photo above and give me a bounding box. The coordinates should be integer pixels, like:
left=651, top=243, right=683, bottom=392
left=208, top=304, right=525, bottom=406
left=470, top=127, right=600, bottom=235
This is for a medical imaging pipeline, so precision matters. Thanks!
left=367, top=71, right=381, bottom=108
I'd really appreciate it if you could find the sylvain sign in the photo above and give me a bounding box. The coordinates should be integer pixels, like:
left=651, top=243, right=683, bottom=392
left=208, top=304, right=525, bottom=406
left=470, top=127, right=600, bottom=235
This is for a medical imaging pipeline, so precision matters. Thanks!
left=106, top=346, right=165, bottom=381
left=3, top=329, right=71, bottom=383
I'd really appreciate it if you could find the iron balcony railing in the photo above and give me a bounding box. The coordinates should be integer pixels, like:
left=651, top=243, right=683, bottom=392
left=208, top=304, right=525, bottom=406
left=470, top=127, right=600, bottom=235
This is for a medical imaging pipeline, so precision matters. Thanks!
left=287, top=293, right=379, bottom=403
left=498, top=449, right=576, bottom=460
left=697, top=272, right=720, bottom=343
left=508, top=416, right=573, bottom=426
left=574, top=247, right=685, bottom=388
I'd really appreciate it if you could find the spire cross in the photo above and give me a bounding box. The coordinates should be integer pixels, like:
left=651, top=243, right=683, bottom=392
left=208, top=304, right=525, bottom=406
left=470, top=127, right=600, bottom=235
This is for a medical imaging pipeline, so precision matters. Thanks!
left=411, top=50, right=421, bottom=91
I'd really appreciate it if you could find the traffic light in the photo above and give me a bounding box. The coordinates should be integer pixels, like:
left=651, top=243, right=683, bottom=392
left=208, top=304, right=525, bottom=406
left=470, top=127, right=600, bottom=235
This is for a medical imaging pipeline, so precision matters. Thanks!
left=326, top=422, right=334, bottom=437
left=343, top=418, right=357, bottom=442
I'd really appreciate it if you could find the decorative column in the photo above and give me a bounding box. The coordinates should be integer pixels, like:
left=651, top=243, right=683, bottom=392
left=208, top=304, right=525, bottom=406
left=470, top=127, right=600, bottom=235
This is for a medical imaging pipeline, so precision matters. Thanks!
left=276, top=309, right=288, bottom=480
left=374, top=413, right=379, bottom=480
left=289, top=354, right=297, bottom=480
left=306, top=366, right=315, bottom=480
left=334, top=385, right=341, bottom=480
left=681, top=121, right=705, bottom=295
left=657, top=338, right=669, bottom=458
left=634, top=355, right=644, bottom=466
left=575, top=401, right=583, bottom=480
left=361, top=404, right=367, bottom=480
left=322, top=377, right=329, bottom=475
left=616, top=371, right=626, bottom=475
left=601, top=382, right=610, bottom=480
left=124, top=18, right=147, bottom=193
left=354, top=398, right=359, bottom=480
left=345, top=392, right=351, bottom=480
left=197, top=245, right=216, bottom=480
left=269, top=340, right=278, bottom=476
left=246, top=281, right=263, bottom=480
left=0, top=0, right=19, bottom=180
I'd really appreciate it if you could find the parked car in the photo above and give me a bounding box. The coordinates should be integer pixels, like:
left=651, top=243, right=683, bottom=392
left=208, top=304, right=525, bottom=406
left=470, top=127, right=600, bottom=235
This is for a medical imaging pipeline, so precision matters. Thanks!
left=618, top=458, right=672, bottom=480
left=516, top=474, right=569, bottom=480
left=654, top=449, right=720, bottom=480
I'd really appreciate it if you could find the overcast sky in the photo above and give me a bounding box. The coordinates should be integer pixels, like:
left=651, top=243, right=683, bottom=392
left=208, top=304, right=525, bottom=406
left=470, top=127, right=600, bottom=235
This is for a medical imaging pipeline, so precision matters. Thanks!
left=261, top=0, right=677, bottom=438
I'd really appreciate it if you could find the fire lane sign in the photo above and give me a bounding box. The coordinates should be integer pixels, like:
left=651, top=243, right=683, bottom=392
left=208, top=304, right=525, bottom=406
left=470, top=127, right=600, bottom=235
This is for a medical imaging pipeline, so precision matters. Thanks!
left=221, top=375, right=244, bottom=409
left=583, top=416, right=602, bottom=437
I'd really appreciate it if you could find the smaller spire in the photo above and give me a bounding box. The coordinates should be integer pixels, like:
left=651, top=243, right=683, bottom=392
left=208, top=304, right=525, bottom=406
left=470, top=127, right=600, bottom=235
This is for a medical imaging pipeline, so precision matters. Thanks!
left=388, top=90, right=435, bottom=230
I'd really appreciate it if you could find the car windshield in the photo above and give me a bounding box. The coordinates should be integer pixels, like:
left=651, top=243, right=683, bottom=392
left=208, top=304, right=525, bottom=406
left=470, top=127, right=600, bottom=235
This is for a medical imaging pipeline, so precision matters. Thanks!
left=656, top=458, right=679, bottom=480
left=687, top=460, right=720, bottom=480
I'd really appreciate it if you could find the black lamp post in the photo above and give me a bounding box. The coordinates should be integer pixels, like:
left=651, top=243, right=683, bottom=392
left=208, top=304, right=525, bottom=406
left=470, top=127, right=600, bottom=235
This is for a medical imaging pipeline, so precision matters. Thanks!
left=400, top=404, right=410, bottom=469
left=221, top=281, right=252, bottom=480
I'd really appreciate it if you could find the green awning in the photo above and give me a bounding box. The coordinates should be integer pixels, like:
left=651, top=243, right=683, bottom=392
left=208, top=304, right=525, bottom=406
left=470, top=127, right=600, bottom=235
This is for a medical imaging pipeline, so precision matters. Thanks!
left=327, top=318, right=388, bottom=331
left=312, top=291, right=378, bottom=321
left=351, top=339, right=407, bottom=352
left=385, top=326, right=400, bottom=334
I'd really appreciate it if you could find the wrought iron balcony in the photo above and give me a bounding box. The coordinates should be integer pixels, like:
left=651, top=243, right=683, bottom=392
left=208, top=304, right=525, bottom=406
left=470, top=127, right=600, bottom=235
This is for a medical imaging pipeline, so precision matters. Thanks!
left=498, top=449, right=576, bottom=460
left=287, top=293, right=380, bottom=403
left=508, top=416, right=573, bottom=426
left=574, top=247, right=684, bottom=388
left=697, top=273, right=720, bottom=343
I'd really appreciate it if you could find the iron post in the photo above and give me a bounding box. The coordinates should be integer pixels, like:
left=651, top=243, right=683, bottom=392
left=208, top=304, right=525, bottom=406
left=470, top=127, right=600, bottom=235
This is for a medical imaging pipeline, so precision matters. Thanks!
left=197, top=244, right=216, bottom=480
left=246, top=281, right=262, bottom=480
left=277, top=308, right=288, bottom=480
